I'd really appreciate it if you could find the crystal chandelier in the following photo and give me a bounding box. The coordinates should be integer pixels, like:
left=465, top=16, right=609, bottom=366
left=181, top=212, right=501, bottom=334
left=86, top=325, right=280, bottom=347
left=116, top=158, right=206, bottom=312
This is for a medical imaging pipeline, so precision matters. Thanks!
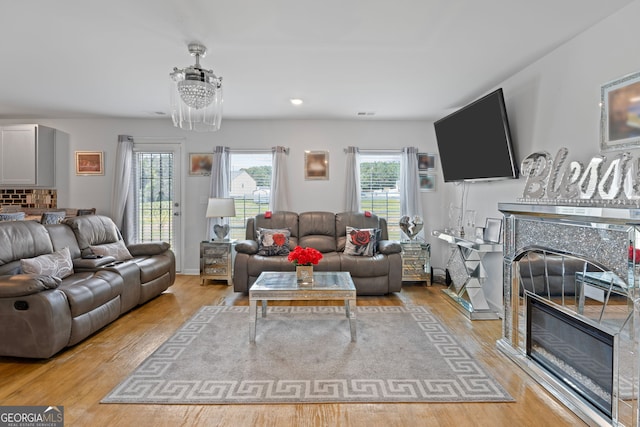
left=170, top=43, right=223, bottom=132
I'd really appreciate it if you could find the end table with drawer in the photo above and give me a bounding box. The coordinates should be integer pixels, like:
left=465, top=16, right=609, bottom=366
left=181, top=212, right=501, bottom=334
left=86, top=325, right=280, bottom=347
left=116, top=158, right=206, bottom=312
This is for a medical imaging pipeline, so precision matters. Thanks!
left=400, top=241, right=431, bottom=285
left=200, top=240, right=234, bottom=285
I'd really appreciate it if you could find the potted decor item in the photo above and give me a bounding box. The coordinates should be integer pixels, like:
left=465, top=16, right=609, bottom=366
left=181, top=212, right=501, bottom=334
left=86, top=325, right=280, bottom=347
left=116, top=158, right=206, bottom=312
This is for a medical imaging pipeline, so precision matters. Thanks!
left=288, top=246, right=322, bottom=284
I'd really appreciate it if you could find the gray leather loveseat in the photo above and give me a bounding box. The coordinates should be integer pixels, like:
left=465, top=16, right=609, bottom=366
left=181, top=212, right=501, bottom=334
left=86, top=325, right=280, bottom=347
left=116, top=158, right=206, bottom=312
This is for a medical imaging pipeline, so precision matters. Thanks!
left=233, top=211, right=402, bottom=295
left=0, top=215, right=175, bottom=358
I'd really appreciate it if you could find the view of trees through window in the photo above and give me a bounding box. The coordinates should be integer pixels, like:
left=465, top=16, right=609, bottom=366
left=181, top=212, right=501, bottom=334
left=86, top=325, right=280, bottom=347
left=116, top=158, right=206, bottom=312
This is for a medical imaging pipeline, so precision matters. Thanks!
left=359, top=153, right=402, bottom=240
left=227, top=151, right=402, bottom=241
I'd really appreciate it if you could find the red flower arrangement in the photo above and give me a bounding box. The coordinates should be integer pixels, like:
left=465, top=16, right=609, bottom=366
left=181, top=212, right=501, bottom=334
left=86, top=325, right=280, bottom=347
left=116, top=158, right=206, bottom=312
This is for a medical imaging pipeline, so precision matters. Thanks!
left=288, top=246, right=323, bottom=266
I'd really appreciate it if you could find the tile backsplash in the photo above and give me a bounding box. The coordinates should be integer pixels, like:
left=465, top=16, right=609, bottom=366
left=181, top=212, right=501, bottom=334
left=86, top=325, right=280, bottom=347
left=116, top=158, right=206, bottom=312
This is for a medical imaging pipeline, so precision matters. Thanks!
left=0, top=188, right=57, bottom=209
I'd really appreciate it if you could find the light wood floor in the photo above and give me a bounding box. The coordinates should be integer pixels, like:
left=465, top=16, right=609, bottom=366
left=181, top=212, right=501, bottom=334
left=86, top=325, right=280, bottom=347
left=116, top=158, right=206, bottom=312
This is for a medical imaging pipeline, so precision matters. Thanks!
left=0, top=275, right=585, bottom=426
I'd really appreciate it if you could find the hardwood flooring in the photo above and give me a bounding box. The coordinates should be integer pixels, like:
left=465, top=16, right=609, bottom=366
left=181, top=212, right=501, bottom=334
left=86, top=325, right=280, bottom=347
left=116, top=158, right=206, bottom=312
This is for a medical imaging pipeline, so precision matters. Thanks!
left=0, top=275, right=585, bottom=426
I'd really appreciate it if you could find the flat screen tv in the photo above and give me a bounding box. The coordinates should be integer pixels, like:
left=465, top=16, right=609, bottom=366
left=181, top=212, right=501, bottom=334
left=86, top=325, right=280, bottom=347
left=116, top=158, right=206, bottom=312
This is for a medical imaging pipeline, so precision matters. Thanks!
left=434, top=88, right=519, bottom=182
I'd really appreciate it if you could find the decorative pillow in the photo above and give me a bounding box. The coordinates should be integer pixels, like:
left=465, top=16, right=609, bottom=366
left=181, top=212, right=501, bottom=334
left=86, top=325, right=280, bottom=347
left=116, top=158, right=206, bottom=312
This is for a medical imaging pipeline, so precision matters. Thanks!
left=344, top=226, right=377, bottom=257
left=257, top=228, right=291, bottom=256
left=20, top=247, right=74, bottom=279
left=90, top=240, right=133, bottom=261
left=40, top=211, right=66, bottom=224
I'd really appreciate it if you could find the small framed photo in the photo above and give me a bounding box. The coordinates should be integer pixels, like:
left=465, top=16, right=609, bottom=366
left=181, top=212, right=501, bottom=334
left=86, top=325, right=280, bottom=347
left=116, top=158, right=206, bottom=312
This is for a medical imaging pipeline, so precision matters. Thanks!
left=418, top=153, right=436, bottom=171
left=600, top=70, right=640, bottom=152
left=419, top=173, right=436, bottom=192
left=189, top=153, right=213, bottom=176
left=483, top=218, right=503, bottom=243
left=305, top=150, right=329, bottom=180
left=75, top=151, right=104, bottom=175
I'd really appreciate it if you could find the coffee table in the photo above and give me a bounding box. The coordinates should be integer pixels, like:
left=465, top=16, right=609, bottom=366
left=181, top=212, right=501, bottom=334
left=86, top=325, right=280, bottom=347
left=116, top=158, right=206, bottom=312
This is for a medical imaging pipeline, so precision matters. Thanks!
left=249, top=271, right=357, bottom=343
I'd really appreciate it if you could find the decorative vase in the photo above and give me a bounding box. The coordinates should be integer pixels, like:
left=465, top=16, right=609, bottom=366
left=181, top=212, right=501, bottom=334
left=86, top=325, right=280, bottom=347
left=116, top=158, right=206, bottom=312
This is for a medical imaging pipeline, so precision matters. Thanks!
left=296, top=265, right=313, bottom=284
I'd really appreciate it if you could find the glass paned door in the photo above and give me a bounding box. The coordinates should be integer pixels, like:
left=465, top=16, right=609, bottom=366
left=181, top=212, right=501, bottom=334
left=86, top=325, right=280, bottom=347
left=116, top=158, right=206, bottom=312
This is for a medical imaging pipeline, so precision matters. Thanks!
left=133, top=143, right=182, bottom=271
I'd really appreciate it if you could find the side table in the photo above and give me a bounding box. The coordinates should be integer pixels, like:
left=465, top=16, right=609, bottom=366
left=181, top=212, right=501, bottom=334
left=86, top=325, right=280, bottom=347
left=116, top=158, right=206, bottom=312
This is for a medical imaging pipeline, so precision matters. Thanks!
left=200, top=240, right=234, bottom=285
left=400, top=241, right=431, bottom=285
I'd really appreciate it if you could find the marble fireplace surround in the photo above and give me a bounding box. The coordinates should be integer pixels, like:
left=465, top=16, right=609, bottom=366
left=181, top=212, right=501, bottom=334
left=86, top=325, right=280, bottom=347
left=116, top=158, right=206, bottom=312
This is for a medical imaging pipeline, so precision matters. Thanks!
left=497, top=203, right=639, bottom=427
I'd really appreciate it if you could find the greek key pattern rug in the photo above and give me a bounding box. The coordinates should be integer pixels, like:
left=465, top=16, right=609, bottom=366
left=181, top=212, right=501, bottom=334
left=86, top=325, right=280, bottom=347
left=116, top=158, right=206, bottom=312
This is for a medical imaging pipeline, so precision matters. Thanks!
left=102, top=305, right=512, bottom=404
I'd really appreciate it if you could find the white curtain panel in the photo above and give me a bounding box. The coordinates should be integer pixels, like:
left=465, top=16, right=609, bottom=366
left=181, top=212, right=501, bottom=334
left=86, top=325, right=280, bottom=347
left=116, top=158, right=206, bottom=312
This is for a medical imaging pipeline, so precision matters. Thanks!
left=111, top=135, right=134, bottom=240
left=400, top=146, right=424, bottom=224
left=344, top=146, right=361, bottom=212
left=207, top=146, right=230, bottom=240
left=270, top=146, right=290, bottom=212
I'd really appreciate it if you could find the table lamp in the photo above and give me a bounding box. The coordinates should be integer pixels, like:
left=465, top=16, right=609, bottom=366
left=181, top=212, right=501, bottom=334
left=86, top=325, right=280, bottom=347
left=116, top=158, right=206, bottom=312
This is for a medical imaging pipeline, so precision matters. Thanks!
left=205, top=198, right=236, bottom=240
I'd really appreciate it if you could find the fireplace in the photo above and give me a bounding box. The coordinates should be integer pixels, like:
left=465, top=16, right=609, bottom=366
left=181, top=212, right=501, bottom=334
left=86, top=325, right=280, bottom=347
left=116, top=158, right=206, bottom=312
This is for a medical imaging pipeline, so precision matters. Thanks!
left=498, top=203, right=639, bottom=426
left=527, top=295, right=615, bottom=419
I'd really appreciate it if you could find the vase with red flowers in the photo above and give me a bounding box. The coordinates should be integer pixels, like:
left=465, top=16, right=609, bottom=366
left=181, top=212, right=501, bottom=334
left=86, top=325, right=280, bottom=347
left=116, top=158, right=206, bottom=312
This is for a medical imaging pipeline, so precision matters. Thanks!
left=288, top=246, right=323, bottom=284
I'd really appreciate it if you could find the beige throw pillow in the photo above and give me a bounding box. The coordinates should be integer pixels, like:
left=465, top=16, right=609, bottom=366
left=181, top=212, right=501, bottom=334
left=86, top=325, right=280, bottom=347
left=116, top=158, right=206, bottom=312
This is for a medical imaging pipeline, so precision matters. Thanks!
left=90, top=240, right=133, bottom=261
left=21, top=247, right=74, bottom=279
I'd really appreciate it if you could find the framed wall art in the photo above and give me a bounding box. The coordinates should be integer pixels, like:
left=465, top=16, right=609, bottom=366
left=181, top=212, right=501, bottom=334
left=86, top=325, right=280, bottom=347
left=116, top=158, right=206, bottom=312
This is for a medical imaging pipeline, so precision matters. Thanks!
left=418, top=153, right=436, bottom=171
left=189, top=153, right=213, bottom=176
left=304, top=150, right=329, bottom=180
left=419, top=173, right=436, bottom=192
left=600, top=70, right=640, bottom=152
left=75, top=151, right=104, bottom=175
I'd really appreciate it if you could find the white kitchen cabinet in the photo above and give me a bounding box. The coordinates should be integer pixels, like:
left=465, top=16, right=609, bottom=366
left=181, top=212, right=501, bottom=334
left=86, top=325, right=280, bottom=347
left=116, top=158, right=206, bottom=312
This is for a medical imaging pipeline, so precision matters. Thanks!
left=0, top=125, right=55, bottom=187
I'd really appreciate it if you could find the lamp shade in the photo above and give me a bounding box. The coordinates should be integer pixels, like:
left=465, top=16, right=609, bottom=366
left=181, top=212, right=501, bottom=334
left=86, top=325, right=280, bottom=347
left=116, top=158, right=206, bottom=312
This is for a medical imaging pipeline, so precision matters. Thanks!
left=205, top=198, right=236, bottom=218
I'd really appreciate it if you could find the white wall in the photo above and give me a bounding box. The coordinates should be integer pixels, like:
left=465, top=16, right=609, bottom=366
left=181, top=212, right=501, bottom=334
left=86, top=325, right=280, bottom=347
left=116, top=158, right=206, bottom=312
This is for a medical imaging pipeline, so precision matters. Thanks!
left=433, top=0, right=640, bottom=311
left=0, top=118, right=444, bottom=274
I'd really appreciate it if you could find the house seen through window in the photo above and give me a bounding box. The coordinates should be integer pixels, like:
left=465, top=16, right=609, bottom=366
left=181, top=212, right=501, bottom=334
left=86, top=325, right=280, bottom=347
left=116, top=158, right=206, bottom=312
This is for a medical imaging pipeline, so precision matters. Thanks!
left=228, top=151, right=272, bottom=240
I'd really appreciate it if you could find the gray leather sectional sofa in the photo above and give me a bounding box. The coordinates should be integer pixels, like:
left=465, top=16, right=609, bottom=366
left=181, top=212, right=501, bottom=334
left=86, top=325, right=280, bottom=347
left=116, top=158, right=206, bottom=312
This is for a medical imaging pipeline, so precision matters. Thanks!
left=233, top=211, right=402, bottom=295
left=0, top=215, right=175, bottom=358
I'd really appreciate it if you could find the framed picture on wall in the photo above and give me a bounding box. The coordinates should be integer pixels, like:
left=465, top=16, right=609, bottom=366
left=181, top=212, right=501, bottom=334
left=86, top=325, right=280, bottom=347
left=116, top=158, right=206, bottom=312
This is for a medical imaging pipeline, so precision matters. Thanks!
left=419, top=173, right=436, bottom=192
left=600, top=70, right=640, bottom=152
left=189, top=153, right=213, bottom=176
left=418, top=153, right=436, bottom=171
left=75, top=151, right=104, bottom=175
left=304, top=150, right=329, bottom=180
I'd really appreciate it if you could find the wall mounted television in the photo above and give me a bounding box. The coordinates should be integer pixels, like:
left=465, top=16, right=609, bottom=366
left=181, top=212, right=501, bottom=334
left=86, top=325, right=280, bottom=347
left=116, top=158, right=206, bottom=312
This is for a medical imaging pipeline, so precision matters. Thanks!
left=434, top=88, right=519, bottom=182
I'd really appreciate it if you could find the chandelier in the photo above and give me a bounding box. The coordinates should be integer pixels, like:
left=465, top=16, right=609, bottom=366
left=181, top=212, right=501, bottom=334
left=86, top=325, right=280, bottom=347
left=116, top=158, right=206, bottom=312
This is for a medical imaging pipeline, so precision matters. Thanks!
left=170, top=43, right=223, bottom=132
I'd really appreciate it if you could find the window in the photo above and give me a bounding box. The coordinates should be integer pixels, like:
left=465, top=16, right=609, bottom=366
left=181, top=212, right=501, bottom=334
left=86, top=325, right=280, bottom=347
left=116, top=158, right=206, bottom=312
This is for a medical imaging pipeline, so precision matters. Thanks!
left=228, top=151, right=272, bottom=240
left=359, top=152, right=401, bottom=240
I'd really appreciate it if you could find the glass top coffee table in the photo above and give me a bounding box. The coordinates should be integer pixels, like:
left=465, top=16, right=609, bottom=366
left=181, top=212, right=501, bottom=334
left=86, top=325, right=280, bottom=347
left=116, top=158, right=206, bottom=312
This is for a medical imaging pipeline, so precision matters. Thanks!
left=249, top=271, right=357, bottom=343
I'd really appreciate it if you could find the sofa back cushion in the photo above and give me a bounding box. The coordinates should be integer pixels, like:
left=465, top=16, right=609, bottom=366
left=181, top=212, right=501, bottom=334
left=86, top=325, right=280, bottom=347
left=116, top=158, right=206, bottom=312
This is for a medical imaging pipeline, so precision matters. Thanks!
left=46, top=223, right=82, bottom=259
left=336, top=211, right=387, bottom=251
left=0, top=221, right=53, bottom=274
left=298, top=212, right=337, bottom=253
left=63, top=215, right=122, bottom=252
left=251, top=211, right=299, bottom=249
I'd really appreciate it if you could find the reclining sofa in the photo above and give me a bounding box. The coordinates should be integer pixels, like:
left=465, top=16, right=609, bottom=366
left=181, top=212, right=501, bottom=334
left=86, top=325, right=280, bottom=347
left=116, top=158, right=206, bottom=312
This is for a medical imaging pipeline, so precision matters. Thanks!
left=233, top=211, right=402, bottom=295
left=0, top=215, right=175, bottom=358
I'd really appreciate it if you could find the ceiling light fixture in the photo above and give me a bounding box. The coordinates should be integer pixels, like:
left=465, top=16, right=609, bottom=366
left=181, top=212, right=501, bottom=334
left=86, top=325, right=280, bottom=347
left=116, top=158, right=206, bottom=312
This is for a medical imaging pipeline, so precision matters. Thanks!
left=290, top=98, right=303, bottom=106
left=170, top=43, right=223, bottom=132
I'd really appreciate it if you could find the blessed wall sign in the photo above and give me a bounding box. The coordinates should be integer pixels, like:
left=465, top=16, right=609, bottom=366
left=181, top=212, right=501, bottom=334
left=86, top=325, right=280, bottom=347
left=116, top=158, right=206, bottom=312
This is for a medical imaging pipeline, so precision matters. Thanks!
left=520, top=148, right=640, bottom=205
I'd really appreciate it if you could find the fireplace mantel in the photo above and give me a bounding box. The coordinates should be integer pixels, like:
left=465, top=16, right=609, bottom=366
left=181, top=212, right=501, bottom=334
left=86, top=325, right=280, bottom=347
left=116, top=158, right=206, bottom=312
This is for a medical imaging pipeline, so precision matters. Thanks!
left=497, top=202, right=639, bottom=427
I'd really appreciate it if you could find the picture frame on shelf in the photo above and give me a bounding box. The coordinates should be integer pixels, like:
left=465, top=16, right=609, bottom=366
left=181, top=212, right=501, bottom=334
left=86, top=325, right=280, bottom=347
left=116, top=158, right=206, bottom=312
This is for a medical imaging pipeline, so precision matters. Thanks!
left=600, top=70, right=640, bottom=152
left=304, top=150, right=329, bottom=180
left=418, top=153, right=436, bottom=171
left=75, top=151, right=104, bottom=175
left=189, top=153, right=213, bottom=176
left=483, top=218, right=502, bottom=243
left=419, top=173, right=436, bottom=192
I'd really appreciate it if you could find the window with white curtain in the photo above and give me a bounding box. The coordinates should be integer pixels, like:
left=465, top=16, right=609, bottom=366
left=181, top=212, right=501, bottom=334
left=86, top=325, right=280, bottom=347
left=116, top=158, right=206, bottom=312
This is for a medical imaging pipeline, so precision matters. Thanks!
left=228, top=151, right=272, bottom=240
left=358, top=151, right=402, bottom=239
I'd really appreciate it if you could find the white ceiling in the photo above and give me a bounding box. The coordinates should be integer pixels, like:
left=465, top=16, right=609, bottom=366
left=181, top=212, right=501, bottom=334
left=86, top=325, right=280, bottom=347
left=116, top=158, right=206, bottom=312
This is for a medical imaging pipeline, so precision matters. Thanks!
left=0, top=0, right=633, bottom=122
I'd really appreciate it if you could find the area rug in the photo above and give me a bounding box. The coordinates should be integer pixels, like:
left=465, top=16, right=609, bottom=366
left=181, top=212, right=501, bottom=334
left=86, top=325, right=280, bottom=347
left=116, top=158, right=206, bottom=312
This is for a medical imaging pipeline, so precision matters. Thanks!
left=102, top=305, right=513, bottom=404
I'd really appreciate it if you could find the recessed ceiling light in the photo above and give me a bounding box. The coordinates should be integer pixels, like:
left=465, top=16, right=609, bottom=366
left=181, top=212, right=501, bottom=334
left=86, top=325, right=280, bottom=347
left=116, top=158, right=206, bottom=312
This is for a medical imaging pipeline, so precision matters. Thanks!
left=290, top=98, right=303, bottom=106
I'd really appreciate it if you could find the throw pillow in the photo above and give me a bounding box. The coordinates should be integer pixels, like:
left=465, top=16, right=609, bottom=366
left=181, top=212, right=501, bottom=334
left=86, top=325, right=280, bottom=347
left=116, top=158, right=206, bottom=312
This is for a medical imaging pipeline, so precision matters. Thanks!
left=257, top=228, right=291, bottom=256
left=344, top=226, right=377, bottom=257
left=20, top=247, right=74, bottom=279
left=90, top=240, right=133, bottom=261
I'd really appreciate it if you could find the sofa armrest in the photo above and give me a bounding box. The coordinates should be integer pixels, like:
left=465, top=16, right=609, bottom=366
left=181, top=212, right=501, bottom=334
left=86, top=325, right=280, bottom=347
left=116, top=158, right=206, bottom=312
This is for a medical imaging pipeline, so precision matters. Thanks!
left=0, top=274, right=61, bottom=298
left=127, top=241, right=171, bottom=256
left=73, top=256, right=116, bottom=270
left=378, top=240, right=402, bottom=255
left=235, top=240, right=259, bottom=255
